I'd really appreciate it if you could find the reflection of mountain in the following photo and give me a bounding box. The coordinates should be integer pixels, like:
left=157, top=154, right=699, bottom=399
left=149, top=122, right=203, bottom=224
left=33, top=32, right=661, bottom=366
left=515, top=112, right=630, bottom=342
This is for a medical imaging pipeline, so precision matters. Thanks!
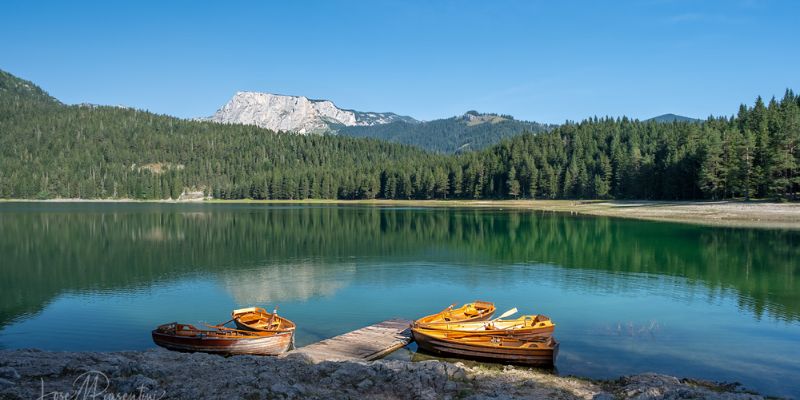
left=219, top=262, right=356, bottom=305
left=1, top=203, right=798, bottom=328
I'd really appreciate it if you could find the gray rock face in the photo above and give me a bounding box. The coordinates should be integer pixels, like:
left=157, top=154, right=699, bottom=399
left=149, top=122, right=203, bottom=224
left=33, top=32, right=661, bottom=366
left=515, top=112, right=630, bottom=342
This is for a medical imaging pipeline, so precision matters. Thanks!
left=207, top=91, right=416, bottom=134
left=0, top=367, right=20, bottom=380
left=0, top=349, right=766, bottom=400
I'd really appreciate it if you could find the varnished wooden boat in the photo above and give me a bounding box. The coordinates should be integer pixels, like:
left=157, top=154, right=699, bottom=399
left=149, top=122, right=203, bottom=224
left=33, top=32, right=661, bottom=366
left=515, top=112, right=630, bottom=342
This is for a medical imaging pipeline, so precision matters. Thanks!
left=151, top=322, right=293, bottom=356
left=414, top=314, right=555, bottom=339
left=414, top=301, right=496, bottom=325
left=412, top=328, right=558, bottom=366
left=231, top=306, right=296, bottom=333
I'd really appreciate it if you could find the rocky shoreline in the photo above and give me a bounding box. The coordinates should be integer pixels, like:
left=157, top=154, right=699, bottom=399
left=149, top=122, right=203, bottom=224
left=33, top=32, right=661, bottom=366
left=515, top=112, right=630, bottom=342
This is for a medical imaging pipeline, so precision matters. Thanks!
left=0, top=349, right=766, bottom=399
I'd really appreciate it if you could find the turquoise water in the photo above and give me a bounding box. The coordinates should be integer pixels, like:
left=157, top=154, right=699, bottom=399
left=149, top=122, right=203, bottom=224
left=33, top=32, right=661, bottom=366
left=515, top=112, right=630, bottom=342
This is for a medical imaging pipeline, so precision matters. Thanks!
left=0, top=203, right=798, bottom=397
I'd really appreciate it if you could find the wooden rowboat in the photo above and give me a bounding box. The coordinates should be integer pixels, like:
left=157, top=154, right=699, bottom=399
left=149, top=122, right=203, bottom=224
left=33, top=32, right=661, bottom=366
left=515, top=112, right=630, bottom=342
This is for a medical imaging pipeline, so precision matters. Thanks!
left=414, top=314, right=555, bottom=339
left=412, top=328, right=558, bottom=366
left=231, top=306, right=296, bottom=333
left=151, top=322, right=293, bottom=356
left=414, top=301, right=496, bottom=325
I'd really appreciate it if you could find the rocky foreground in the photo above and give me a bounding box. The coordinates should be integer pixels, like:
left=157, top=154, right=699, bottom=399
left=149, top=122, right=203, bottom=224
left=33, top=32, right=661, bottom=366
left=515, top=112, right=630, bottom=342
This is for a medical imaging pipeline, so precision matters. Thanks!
left=0, top=349, right=765, bottom=400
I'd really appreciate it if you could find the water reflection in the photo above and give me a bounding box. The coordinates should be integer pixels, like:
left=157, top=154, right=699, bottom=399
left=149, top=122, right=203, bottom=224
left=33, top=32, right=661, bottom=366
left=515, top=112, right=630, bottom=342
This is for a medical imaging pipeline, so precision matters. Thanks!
left=220, top=262, right=356, bottom=304
left=1, top=203, right=798, bottom=327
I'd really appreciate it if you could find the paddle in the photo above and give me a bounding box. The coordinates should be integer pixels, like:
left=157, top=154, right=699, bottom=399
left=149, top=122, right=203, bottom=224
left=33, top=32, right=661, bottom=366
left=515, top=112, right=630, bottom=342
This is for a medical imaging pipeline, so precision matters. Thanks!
left=212, top=317, right=235, bottom=328
left=442, top=307, right=520, bottom=334
left=489, top=307, right=518, bottom=322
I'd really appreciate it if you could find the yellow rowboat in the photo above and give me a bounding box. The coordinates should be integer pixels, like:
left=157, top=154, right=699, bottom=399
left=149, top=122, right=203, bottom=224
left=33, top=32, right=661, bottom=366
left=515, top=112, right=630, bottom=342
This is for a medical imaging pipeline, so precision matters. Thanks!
left=412, top=328, right=559, bottom=366
left=413, top=315, right=555, bottom=339
left=231, top=306, right=296, bottom=333
left=414, top=301, right=496, bottom=325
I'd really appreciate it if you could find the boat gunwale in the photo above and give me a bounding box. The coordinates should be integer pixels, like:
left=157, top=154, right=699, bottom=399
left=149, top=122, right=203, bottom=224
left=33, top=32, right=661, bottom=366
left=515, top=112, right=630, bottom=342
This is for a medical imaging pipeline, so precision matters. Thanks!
left=231, top=307, right=297, bottom=333
left=413, top=301, right=496, bottom=326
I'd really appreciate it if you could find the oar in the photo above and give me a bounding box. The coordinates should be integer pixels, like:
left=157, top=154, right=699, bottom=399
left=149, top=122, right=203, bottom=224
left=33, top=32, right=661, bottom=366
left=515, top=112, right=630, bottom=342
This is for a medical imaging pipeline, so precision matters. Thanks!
left=489, top=307, right=518, bottom=322
left=441, top=308, right=520, bottom=334
left=214, top=317, right=235, bottom=327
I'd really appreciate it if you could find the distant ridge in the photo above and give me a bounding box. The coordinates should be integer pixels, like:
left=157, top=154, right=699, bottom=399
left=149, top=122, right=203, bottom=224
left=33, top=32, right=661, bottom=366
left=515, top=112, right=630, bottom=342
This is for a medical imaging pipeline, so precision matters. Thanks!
left=337, top=111, right=553, bottom=153
left=647, top=113, right=702, bottom=123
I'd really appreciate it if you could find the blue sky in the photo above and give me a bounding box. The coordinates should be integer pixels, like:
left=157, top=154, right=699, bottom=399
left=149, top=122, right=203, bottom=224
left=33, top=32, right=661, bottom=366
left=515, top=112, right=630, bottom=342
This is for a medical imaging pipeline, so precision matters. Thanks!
left=2, top=1, right=798, bottom=123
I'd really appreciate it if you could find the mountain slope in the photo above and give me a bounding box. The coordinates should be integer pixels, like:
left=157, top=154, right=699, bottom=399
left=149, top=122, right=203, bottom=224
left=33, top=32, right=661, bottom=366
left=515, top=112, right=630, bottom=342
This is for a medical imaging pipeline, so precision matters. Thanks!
left=207, top=91, right=416, bottom=134
left=0, top=69, right=60, bottom=105
left=336, top=111, right=553, bottom=153
left=0, top=69, right=438, bottom=200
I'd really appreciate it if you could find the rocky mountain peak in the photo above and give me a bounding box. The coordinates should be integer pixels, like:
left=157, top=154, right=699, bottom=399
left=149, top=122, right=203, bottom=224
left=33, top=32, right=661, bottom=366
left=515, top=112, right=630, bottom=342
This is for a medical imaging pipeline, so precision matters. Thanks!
left=207, top=91, right=416, bottom=134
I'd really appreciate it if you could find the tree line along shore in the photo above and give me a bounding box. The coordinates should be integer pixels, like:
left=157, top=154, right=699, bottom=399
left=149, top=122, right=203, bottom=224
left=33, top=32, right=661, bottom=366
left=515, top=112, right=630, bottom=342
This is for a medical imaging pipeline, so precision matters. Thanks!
left=2, top=198, right=798, bottom=229
left=1, top=69, right=799, bottom=203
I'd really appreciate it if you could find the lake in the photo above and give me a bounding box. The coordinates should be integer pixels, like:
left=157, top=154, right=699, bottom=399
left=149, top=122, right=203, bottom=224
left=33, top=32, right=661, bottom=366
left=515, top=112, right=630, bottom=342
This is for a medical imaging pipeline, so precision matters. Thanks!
left=0, top=203, right=798, bottom=397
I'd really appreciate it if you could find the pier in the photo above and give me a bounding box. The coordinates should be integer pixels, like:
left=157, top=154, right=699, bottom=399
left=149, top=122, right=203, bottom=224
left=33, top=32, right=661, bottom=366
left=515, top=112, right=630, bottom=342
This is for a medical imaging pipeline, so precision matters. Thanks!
left=283, top=318, right=412, bottom=362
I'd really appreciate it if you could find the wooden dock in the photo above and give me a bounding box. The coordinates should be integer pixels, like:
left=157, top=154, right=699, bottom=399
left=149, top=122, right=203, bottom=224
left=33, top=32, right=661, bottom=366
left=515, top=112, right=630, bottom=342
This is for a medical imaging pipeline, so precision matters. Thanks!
left=282, top=318, right=412, bottom=363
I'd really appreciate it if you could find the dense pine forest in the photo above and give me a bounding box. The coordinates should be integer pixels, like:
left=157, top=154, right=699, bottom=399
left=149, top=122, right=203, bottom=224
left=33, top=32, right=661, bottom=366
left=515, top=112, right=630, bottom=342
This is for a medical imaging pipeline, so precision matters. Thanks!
left=1, top=69, right=798, bottom=200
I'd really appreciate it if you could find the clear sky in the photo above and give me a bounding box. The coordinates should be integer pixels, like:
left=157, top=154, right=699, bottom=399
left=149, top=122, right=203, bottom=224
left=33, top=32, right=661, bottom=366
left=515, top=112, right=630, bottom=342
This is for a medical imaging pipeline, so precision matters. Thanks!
left=2, top=0, right=798, bottom=123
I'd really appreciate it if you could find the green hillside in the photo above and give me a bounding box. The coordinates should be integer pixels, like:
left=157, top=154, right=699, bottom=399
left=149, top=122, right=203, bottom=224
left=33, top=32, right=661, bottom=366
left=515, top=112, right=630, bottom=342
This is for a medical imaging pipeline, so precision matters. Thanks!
left=0, top=70, right=439, bottom=200
left=1, top=69, right=798, bottom=201
left=0, top=69, right=59, bottom=105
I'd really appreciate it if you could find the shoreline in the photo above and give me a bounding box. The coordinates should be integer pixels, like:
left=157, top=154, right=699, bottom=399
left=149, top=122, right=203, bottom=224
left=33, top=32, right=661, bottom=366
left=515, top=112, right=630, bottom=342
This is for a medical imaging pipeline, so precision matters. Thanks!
left=0, top=349, right=767, bottom=399
left=2, top=198, right=800, bottom=229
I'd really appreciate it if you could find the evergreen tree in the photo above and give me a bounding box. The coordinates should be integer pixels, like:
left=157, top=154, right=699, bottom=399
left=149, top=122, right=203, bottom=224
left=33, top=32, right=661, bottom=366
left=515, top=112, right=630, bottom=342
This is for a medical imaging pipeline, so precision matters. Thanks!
left=506, top=166, right=521, bottom=198
left=699, top=130, right=726, bottom=199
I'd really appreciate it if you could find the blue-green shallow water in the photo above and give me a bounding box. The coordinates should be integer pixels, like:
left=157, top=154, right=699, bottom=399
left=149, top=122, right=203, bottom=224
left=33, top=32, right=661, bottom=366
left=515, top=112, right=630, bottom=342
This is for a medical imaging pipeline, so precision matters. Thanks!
left=0, top=203, right=798, bottom=397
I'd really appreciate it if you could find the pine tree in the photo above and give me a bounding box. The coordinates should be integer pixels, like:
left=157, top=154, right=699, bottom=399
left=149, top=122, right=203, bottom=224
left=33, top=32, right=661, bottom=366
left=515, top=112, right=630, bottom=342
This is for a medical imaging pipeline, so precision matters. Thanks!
left=699, top=131, right=726, bottom=199
left=598, top=154, right=612, bottom=199
left=506, top=166, right=520, bottom=198
left=768, top=91, right=800, bottom=199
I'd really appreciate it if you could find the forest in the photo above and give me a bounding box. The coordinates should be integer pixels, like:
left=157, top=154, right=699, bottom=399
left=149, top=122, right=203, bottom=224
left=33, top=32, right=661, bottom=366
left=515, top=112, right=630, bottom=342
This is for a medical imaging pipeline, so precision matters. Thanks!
left=1, top=69, right=798, bottom=201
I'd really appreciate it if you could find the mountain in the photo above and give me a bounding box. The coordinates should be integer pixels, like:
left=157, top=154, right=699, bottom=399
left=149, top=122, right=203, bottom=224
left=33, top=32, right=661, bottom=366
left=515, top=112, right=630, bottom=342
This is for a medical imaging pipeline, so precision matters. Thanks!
left=0, top=69, right=435, bottom=200
left=336, top=111, right=554, bottom=153
left=2, top=69, right=796, bottom=202
left=0, top=69, right=60, bottom=105
left=207, top=92, right=550, bottom=153
left=647, top=113, right=702, bottom=123
left=207, top=91, right=416, bottom=134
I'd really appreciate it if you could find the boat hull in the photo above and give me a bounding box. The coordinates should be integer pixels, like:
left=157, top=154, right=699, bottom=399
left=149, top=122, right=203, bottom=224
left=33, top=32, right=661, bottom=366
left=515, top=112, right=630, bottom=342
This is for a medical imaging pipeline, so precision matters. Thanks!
left=151, top=325, right=293, bottom=356
left=234, top=320, right=253, bottom=331
left=412, top=330, right=558, bottom=366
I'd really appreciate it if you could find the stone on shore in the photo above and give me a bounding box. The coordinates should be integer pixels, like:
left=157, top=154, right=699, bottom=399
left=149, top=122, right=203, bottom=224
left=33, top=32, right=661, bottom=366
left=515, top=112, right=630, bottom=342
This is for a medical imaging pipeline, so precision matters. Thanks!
left=0, top=349, right=764, bottom=399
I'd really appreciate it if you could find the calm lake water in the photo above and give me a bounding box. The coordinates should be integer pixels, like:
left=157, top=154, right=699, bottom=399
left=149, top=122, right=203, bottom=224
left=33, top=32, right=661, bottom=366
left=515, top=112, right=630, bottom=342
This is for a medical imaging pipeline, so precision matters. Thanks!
left=1, top=203, right=798, bottom=397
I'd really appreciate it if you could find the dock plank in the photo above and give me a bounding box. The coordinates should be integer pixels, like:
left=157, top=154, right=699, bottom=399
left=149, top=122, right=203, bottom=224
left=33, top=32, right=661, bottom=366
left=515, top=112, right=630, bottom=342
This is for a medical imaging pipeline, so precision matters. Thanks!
left=282, top=318, right=412, bottom=363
